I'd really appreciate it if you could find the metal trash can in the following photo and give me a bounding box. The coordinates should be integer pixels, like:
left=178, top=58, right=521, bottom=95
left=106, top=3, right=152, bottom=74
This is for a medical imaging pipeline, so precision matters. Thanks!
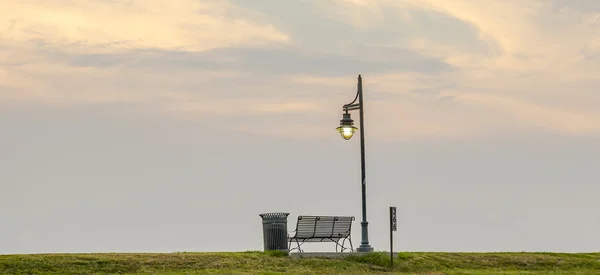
left=259, top=212, right=289, bottom=252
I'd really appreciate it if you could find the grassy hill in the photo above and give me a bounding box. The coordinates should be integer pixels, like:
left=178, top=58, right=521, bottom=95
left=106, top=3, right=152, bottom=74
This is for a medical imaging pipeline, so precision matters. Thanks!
left=1, top=251, right=599, bottom=274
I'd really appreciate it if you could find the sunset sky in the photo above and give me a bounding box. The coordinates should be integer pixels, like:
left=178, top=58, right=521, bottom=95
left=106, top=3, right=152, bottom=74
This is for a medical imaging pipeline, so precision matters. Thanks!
left=2, top=0, right=599, bottom=254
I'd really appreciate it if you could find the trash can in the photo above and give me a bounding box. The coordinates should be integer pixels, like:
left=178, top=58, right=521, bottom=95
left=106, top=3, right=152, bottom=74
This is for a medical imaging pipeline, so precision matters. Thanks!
left=259, top=212, right=289, bottom=252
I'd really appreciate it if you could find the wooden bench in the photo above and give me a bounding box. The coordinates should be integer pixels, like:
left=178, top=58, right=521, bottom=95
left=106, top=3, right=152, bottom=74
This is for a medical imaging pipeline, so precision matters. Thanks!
left=288, top=215, right=355, bottom=253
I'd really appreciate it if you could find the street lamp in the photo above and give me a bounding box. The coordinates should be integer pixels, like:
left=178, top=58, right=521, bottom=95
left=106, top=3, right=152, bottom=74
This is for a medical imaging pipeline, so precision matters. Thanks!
left=336, top=111, right=358, bottom=140
left=336, top=74, right=374, bottom=252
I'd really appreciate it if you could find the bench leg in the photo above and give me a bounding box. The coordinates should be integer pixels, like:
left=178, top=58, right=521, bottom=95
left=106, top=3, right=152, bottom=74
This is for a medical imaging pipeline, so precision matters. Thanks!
left=348, top=238, right=354, bottom=252
left=288, top=238, right=304, bottom=253
left=338, top=238, right=354, bottom=253
left=335, top=239, right=347, bottom=253
left=289, top=239, right=298, bottom=253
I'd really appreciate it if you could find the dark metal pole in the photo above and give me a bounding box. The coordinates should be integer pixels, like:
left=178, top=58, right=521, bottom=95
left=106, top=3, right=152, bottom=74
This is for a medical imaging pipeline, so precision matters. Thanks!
left=356, top=74, right=373, bottom=252
left=390, top=207, right=394, bottom=267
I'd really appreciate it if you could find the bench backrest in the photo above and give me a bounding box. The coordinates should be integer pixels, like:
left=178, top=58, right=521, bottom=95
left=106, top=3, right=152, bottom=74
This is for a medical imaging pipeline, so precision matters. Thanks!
left=293, top=215, right=355, bottom=239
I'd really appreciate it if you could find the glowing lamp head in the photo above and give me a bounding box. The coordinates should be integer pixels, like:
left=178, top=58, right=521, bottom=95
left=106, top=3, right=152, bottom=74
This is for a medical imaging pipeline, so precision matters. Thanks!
left=336, top=112, right=358, bottom=140
left=339, top=126, right=356, bottom=140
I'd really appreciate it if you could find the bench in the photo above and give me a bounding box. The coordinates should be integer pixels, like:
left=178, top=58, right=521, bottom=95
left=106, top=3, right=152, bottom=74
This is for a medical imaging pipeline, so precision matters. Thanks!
left=288, top=215, right=355, bottom=253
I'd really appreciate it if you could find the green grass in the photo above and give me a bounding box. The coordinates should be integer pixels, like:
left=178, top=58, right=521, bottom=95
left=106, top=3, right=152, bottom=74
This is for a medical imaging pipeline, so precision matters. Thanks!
left=1, top=251, right=599, bottom=274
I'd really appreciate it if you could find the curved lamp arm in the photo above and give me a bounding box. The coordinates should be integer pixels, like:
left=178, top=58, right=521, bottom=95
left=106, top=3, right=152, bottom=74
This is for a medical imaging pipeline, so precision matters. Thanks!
left=336, top=75, right=363, bottom=140
left=342, top=75, right=362, bottom=111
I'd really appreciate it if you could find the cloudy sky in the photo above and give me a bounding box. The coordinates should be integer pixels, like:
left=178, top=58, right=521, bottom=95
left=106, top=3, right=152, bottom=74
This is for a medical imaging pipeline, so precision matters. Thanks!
left=2, top=0, right=599, bottom=254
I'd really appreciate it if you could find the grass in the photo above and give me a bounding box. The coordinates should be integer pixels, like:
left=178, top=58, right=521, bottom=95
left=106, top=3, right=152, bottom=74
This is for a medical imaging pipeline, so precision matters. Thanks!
left=1, top=251, right=599, bottom=274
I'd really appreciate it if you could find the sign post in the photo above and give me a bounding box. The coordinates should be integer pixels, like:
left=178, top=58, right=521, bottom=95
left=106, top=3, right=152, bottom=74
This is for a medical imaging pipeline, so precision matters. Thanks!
left=390, top=206, right=397, bottom=268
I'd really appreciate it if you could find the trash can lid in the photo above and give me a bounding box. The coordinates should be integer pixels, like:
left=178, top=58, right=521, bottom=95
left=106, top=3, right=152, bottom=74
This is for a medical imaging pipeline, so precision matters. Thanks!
left=259, top=212, right=290, bottom=219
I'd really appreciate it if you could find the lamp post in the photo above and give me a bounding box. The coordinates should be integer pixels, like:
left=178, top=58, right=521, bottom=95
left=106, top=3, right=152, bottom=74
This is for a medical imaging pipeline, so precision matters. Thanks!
left=336, top=74, right=374, bottom=252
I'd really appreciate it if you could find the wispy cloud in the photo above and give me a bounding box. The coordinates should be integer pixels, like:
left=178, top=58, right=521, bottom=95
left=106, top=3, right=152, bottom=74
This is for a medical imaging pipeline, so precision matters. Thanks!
left=0, top=0, right=289, bottom=53
left=1, top=0, right=599, bottom=138
left=320, top=0, right=600, bottom=136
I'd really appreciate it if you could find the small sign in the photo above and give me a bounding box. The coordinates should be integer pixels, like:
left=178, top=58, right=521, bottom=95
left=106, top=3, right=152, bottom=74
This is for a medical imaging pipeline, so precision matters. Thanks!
left=390, top=207, right=397, bottom=231
left=389, top=206, right=397, bottom=267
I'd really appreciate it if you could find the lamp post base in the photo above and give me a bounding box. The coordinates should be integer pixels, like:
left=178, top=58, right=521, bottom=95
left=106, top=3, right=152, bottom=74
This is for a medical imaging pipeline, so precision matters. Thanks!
left=356, top=245, right=374, bottom=253
left=356, top=221, right=374, bottom=252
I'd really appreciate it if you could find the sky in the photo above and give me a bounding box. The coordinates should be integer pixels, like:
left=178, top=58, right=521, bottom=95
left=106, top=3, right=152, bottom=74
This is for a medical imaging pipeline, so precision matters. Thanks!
left=1, top=0, right=599, bottom=254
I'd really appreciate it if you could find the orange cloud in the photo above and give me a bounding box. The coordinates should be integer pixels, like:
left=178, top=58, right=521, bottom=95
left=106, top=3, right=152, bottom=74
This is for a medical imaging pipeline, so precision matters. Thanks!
left=2, top=0, right=599, bottom=139
left=319, top=0, right=600, bottom=136
left=0, top=0, right=289, bottom=52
